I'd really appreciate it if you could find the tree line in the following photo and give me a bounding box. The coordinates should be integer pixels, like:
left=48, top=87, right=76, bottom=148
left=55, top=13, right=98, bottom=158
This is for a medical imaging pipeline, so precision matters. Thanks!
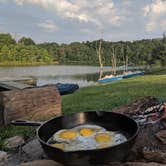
left=39, top=35, right=166, bottom=67
left=0, top=33, right=165, bottom=67
left=0, top=34, right=53, bottom=65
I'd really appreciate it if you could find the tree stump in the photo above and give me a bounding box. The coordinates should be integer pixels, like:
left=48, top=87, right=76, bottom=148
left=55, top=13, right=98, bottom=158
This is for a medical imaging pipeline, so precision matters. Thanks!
left=0, top=85, right=61, bottom=125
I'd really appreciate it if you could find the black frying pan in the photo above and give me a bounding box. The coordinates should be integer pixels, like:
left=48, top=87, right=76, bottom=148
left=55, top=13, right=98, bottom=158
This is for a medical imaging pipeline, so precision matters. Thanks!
left=12, top=111, right=139, bottom=165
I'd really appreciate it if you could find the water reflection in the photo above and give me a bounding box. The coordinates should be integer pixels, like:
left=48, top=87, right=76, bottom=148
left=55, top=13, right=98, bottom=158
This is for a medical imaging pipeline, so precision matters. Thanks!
left=37, top=72, right=101, bottom=87
left=0, top=65, right=144, bottom=87
left=37, top=71, right=115, bottom=87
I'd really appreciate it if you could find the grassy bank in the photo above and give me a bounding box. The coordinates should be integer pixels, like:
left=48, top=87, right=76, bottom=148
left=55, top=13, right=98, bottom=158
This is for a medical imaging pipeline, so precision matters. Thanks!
left=62, top=70, right=166, bottom=114
left=0, top=70, right=166, bottom=149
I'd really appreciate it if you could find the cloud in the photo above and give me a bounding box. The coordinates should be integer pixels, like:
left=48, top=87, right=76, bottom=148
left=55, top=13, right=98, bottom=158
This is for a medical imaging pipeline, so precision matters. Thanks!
left=15, top=0, right=90, bottom=22
left=143, top=0, right=166, bottom=31
left=38, top=20, right=58, bottom=32
left=14, top=0, right=127, bottom=28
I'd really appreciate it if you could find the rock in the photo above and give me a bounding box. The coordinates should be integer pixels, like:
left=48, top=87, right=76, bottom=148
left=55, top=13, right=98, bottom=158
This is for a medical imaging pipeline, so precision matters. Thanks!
left=123, top=162, right=166, bottom=166
left=4, top=136, right=25, bottom=149
left=156, top=130, right=166, bottom=144
left=108, top=162, right=122, bottom=166
left=161, top=118, right=166, bottom=128
left=0, top=151, right=8, bottom=166
left=0, top=151, right=8, bottom=161
left=108, top=162, right=166, bottom=166
left=142, top=147, right=166, bottom=164
left=22, top=139, right=44, bottom=159
left=19, top=160, right=62, bottom=166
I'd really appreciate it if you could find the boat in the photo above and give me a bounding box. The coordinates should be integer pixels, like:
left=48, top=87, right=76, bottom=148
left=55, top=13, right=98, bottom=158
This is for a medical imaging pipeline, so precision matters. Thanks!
left=122, top=47, right=144, bottom=79
left=55, top=83, right=79, bottom=95
left=123, top=71, right=144, bottom=79
left=97, top=43, right=123, bottom=83
left=98, top=74, right=123, bottom=83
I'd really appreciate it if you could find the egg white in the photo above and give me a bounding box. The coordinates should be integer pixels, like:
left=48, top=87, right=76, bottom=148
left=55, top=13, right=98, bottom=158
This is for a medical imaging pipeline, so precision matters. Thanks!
left=51, top=125, right=127, bottom=152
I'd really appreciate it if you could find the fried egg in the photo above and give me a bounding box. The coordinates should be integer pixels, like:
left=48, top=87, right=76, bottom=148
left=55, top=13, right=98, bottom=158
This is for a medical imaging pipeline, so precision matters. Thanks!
left=95, top=131, right=115, bottom=149
left=53, top=129, right=78, bottom=143
left=75, top=124, right=106, bottom=137
left=50, top=143, right=65, bottom=150
left=95, top=132, right=113, bottom=143
left=79, top=128, right=94, bottom=136
left=50, top=124, right=127, bottom=152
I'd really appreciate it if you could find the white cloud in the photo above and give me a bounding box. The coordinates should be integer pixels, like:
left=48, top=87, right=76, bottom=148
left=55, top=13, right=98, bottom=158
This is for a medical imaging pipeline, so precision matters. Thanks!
left=38, top=20, right=58, bottom=32
left=143, top=0, right=166, bottom=31
left=15, top=0, right=90, bottom=22
left=14, top=0, right=127, bottom=28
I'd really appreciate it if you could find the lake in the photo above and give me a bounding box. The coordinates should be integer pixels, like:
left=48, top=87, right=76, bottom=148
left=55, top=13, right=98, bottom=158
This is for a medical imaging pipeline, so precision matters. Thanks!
left=0, top=65, right=143, bottom=87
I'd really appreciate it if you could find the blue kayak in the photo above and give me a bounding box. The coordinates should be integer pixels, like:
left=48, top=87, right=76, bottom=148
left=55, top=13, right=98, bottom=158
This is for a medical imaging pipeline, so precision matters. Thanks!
left=98, top=75, right=123, bottom=83
left=55, top=83, right=79, bottom=95
left=123, top=71, right=144, bottom=79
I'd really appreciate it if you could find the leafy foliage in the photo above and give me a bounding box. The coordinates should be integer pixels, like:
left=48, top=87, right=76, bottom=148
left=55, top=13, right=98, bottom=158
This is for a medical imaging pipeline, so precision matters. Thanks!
left=0, top=33, right=53, bottom=64
left=0, top=33, right=165, bottom=66
left=18, top=37, right=36, bottom=45
left=40, top=38, right=166, bottom=67
left=0, top=33, right=16, bottom=47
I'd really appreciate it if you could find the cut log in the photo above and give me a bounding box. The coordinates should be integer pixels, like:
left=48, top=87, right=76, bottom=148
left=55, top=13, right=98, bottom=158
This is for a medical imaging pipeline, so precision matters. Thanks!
left=0, top=85, right=61, bottom=125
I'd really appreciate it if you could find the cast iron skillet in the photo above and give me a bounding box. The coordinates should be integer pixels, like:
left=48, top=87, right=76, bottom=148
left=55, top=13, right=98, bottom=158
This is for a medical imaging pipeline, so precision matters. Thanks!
left=12, top=111, right=139, bottom=165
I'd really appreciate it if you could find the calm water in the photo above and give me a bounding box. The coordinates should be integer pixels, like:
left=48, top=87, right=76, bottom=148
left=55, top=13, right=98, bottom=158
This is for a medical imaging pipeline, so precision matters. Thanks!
left=0, top=65, right=142, bottom=87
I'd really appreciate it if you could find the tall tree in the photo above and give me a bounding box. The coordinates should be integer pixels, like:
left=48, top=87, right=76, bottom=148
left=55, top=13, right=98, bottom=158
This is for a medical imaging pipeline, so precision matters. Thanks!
left=18, top=37, right=36, bottom=45
left=0, top=33, right=16, bottom=47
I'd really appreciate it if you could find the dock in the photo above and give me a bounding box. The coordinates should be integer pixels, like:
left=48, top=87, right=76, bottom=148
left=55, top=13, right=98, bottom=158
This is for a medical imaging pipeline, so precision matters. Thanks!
left=0, top=81, right=34, bottom=90
left=0, top=77, right=36, bottom=90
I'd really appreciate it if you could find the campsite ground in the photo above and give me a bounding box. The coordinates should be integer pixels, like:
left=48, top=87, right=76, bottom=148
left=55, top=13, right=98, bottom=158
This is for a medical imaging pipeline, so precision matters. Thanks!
left=0, top=68, right=166, bottom=149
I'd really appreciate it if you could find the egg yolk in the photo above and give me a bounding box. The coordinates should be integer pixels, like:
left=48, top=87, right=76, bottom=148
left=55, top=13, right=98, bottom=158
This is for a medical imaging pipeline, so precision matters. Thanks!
left=79, top=128, right=95, bottom=136
left=50, top=143, right=65, bottom=150
left=95, top=133, right=112, bottom=143
left=59, top=130, right=77, bottom=140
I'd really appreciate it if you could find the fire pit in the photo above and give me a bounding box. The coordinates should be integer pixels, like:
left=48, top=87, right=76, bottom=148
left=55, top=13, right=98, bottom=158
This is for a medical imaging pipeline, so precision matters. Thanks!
left=111, top=97, right=166, bottom=165
left=130, top=103, right=166, bottom=125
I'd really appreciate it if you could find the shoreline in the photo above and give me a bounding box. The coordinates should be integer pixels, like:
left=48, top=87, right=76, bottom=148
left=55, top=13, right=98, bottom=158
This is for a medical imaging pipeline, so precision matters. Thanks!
left=0, top=61, right=59, bottom=67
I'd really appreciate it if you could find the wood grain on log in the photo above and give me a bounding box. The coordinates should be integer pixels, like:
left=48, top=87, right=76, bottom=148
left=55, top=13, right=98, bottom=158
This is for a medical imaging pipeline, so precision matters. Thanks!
left=0, top=85, right=61, bottom=125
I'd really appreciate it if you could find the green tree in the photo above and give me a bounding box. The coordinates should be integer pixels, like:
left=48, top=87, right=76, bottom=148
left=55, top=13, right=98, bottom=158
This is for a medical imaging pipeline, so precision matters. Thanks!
left=18, top=37, right=36, bottom=45
left=0, top=45, right=10, bottom=61
left=0, top=33, right=16, bottom=48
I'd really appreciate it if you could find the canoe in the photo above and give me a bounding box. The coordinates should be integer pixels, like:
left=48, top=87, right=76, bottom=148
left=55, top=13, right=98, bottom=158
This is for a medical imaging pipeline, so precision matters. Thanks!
left=123, top=71, right=144, bottom=79
left=98, top=75, right=123, bottom=83
left=55, top=83, right=79, bottom=95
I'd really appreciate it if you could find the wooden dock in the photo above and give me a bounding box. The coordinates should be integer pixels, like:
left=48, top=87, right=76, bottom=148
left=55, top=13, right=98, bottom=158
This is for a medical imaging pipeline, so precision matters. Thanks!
left=0, top=77, right=36, bottom=85
left=0, top=77, right=36, bottom=90
left=0, top=81, right=34, bottom=90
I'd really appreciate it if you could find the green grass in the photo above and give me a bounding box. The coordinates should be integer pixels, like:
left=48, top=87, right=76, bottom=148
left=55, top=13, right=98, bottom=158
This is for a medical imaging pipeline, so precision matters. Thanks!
left=62, top=73, right=166, bottom=114
left=0, top=70, right=166, bottom=149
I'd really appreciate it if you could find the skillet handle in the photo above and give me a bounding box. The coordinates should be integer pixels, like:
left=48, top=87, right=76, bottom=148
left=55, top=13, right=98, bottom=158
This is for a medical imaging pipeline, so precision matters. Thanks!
left=11, top=120, right=43, bottom=126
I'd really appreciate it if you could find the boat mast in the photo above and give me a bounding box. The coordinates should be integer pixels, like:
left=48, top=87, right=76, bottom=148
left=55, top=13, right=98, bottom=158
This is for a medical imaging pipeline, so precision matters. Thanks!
left=123, top=45, right=128, bottom=73
left=125, top=54, right=128, bottom=72
left=111, top=47, right=116, bottom=75
left=97, top=38, right=103, bottom=79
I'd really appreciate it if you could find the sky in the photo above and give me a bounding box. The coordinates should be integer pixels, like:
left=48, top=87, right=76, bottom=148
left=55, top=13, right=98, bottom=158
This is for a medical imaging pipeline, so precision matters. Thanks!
left=0, top=0, right=166, bottom=43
